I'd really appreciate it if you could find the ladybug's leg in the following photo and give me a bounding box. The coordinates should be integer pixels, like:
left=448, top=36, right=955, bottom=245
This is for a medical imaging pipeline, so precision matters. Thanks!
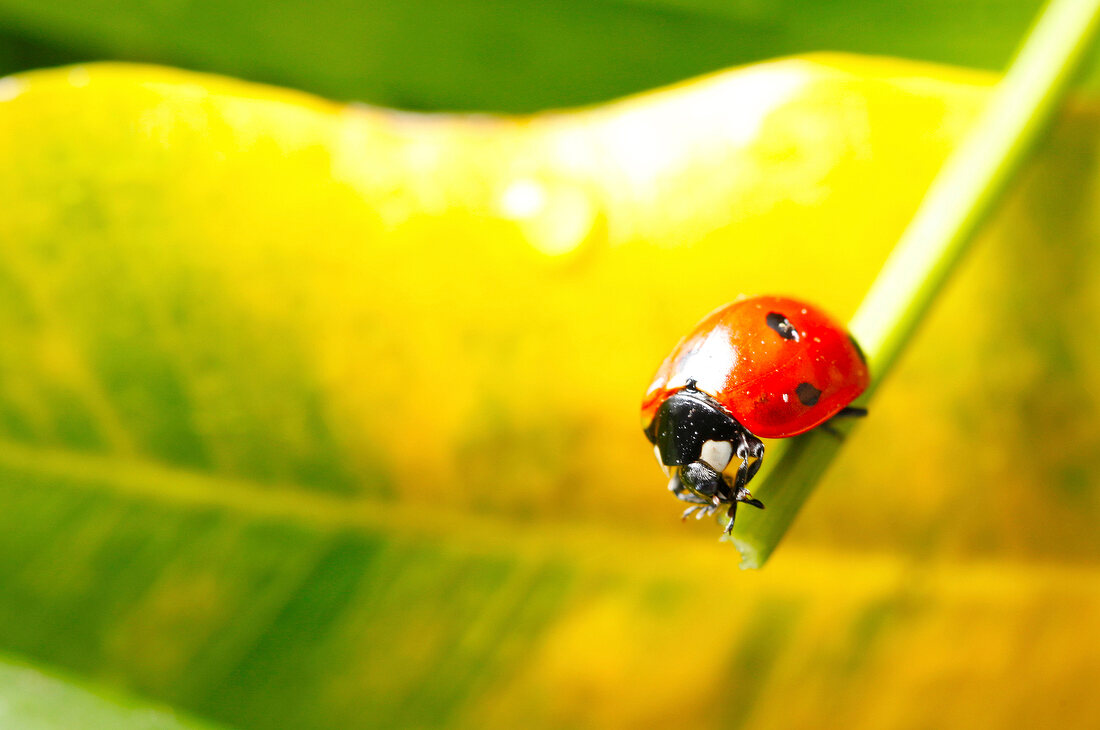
left=835, top=406, right=868, bottom=418
left=695, top=505, right=721, bottom=521
left=819, top=406, right=869, bottom=439
left=668, top=472, right=709, bottom=503
left=668, top=472, right=711, bottom=521
left=742, top=438, right=765, bottom=484
left=684, top=498, right=722, bottom=519
left=732, top=438, right=765, bottom=497
left=724, top=438, right=765, bottom=535
left=675, top=460, right=737, bottom=526
left=672, top=476, right=721, bottom=522
left=723, top=502, right=740, bottom=534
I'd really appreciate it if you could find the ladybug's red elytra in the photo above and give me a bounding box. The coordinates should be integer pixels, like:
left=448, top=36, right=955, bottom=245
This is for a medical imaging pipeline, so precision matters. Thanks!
left=641, top=295, right=870, bottom=534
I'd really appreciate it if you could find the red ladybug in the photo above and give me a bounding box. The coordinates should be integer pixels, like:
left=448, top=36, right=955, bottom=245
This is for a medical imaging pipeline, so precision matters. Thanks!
left=642, top=295, right=870, bottom=533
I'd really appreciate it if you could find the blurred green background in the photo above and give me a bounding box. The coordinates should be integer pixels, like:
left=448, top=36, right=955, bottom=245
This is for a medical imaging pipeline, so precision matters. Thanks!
left=3, top=1, right=1100, bottom=730
left=0, top=0, right=1071, bottom=111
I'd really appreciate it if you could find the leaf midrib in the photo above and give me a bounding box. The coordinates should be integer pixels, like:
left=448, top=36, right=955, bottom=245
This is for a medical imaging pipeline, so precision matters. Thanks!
left=3, top=438, right=1099, bottom=595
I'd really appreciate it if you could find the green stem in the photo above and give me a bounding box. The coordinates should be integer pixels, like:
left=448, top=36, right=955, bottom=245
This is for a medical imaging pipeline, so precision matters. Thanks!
left=729, top=0, right=1100, bottom=569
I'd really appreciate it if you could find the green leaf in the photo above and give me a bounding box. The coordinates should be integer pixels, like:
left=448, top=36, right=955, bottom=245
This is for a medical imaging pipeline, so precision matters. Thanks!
left=0, top=654, right=225, bottom=729
left=0, top=0, right=1060, bottom=111
left=2, top=56, right=1100, bottom=729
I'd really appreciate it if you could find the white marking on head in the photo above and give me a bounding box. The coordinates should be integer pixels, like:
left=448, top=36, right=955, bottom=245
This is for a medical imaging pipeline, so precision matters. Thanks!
left=654, top=444, right=671, bottom=476
left=700, top=440, right=733, bottom=471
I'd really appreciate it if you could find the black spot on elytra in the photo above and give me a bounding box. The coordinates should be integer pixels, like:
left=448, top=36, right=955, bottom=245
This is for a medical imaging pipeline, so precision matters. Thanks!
left=795, top=382, right=821, bottom=406
left=766, top=312, right=800, bottom=341
left=848, top=334, right=867, bottom=365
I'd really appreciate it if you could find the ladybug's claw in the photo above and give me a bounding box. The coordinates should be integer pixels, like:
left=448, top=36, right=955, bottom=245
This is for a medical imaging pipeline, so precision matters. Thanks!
left=722, top=486, right=765, bottom=534
left=736, top=487, right=764, bottom=510
left=723, top=504, right=737, bottom=535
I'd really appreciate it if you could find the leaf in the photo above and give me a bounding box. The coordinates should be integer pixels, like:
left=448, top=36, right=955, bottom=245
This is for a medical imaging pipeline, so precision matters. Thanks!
left=2, top=56, right=1100, bottom=729
left=0, top=0, right=1065, bottom=111
left=0, top=654, right=225, bottom=729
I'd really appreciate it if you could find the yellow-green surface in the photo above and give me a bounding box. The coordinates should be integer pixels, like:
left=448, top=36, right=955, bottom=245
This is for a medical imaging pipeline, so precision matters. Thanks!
left=1, top=56, right=1100, bottom=728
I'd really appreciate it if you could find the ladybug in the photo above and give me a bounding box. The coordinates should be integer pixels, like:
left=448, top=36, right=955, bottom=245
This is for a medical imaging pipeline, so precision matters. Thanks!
left=641, top=295, right=870, bottom=534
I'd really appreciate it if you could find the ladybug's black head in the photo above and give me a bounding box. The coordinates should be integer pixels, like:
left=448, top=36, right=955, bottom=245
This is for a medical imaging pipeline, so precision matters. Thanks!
left=645, top=386, right=765, bottom=506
